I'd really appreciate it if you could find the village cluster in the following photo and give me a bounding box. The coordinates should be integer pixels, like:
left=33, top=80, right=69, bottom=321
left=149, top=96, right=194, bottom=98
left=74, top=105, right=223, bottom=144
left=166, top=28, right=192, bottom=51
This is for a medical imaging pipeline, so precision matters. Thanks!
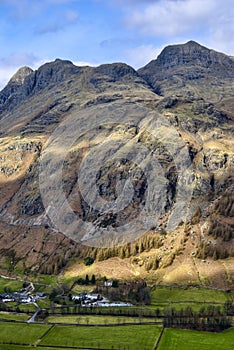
left=0, top=279, right=132, bottom=308
left=0, top=290, right=46, bottom=304
left=71, top=292, right=132, bottom=307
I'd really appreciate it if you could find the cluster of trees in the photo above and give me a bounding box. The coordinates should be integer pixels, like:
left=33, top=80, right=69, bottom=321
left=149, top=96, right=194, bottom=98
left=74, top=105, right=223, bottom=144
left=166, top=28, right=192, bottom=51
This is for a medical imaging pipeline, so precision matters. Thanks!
left=83, top=256, right=94, bottom=266
left=208, top=219, right=233, bottom=242
left=193, top=189, right=234, bottom=261
left=38, top=231, right=164, bottom=275
left=3, top=249, right=18, bottom=272
left=76, top=274, right=96, bottom=285
left=95, top=280, right=150, bottom=305
left=48, top=283, right=70, bottom=303
left=94, top=232, right=163, bottom=261
left=196, top=240, right=234, bottom=260
left=39, top=304, right=155, bottom=318
left=39, top=247, right=76, bottom=275
left=213, top=190, right=234, bottom=217
left=144, top=255, right=160, bottom=271
left=163, top=305, right=232, bottom=331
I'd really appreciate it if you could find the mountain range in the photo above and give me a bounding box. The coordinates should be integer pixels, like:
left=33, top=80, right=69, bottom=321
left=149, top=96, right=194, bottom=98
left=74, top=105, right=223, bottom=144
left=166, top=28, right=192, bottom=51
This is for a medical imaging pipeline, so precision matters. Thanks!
left=0, top=41, right=233, bottom=289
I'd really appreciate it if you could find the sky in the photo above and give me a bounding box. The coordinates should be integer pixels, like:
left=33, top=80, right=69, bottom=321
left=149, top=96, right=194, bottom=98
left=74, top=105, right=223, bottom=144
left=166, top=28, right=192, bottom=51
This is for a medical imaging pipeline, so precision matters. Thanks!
left=0, top=0, right=233, bottom=89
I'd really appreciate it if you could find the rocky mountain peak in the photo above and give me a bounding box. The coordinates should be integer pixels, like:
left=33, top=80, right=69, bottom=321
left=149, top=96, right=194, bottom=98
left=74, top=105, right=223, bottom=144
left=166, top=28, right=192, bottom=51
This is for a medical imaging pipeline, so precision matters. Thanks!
left=0, top=59, right=80, bottom=113
left=37, top=58, right=76, bottom=73
left=138, top=40, right=234, bottom=98
left=30, top=58, right=79, bottom=91
left=153, top=40, right=234, bottom=69
left=9, top=66, right=34, bottom=85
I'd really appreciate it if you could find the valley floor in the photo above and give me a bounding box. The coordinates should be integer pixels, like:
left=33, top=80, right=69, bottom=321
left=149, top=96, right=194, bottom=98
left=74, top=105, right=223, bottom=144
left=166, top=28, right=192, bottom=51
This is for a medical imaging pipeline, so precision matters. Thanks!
left=0, top=276, right=233, bottom=349
left=0, top=319, right=233, bottom=350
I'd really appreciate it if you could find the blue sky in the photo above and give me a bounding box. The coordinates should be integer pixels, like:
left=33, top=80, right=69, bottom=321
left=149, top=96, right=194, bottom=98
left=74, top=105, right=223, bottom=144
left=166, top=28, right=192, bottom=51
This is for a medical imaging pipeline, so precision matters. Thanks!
left=0, top=0, right=233, bottom=89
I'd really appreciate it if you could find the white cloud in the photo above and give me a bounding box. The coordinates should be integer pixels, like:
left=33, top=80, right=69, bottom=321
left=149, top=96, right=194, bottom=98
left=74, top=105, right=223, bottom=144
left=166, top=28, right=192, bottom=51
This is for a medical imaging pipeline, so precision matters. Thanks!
left=123, top=0, right=234, bottom=56
left=73, top=61, right=100, bottom=67
left=127, top=0, right=216, bottom=36
left=206, top=13, right=234, bottom=55
left=124, top=44, right=163, bottom=68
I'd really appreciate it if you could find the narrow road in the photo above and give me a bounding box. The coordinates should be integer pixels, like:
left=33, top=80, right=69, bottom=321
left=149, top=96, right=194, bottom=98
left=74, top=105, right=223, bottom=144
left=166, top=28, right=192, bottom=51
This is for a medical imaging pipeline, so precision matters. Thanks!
left=27, top=306, right=40, bottom=323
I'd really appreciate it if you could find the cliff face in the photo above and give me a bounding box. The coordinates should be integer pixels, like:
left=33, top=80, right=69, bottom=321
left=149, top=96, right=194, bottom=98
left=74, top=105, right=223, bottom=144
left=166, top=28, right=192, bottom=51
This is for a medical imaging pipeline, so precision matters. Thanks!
left=0, top=41, right=233, bottom=289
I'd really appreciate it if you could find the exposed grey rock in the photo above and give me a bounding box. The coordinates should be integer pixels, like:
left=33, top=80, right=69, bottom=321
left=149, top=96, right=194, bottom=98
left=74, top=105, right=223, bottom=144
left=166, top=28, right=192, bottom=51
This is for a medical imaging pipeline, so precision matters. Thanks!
left=9, top=66, right=34, bottom=85
left=148, top=40, right=234, bottom=70
left=138, top=40, right=234, bottom=100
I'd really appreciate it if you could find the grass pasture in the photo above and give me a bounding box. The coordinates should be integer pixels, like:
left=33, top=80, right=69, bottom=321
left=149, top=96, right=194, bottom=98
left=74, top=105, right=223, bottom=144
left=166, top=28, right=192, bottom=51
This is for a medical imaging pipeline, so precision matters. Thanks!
left=31, top=274, right=58, bottom=286
left=0, top=321, right=51, bottom=345
left=46, top=314, right=159, bottom=325
left=5, top=302, right=37, bottom=313
left=40, top=324, right=162, bottom=349
left=157, top=328, right=234, bottom=350
left=0, top=312, right=29, bottom=321
left=151, top=286, right=231, bottom=305
left=0, top=319, right=233, bottom=350
left=0, top=346, right=87, bottom=350
left=0, top=277, right=22, bottom=294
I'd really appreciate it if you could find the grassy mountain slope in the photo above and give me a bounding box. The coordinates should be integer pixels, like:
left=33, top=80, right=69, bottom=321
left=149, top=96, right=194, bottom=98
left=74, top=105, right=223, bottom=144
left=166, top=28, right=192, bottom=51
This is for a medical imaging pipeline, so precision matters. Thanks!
left=0, top=41, right=233, bottom=289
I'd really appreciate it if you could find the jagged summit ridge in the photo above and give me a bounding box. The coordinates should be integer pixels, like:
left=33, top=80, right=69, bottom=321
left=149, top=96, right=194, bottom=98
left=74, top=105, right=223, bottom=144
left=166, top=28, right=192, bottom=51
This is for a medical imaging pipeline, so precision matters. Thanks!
left=0, top=59, right=143, bottom=114
left=1, top=40, right=233, bottom=110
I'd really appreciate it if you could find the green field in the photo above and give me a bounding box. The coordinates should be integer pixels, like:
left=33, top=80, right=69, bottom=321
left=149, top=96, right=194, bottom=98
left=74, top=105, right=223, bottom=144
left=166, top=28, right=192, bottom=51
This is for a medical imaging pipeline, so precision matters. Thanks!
left=157, top=328, right=234, bottom=350
left=0, top=277, right=23, bottom=294
left=0, top=346, right=86, bottom=350
left=151, top=286, right=231, bottom=304
left=0, top=319, right=233, bottom=350
left=40, top=324, right=162, bottom=349
left=46, top=314, right=159, bottom=325
left=0, top=321, right=51, bottom=344
left=36, top=299, right=51, bottom=309
left=5, top=302, right=37, bottom=313
left=0, top=281, right=233, bottom=349
left=31, top=274, right=58, bottom=286
left=149, top=301, right=216, bottom=313
left=0, top=312, right=29, bottom=321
